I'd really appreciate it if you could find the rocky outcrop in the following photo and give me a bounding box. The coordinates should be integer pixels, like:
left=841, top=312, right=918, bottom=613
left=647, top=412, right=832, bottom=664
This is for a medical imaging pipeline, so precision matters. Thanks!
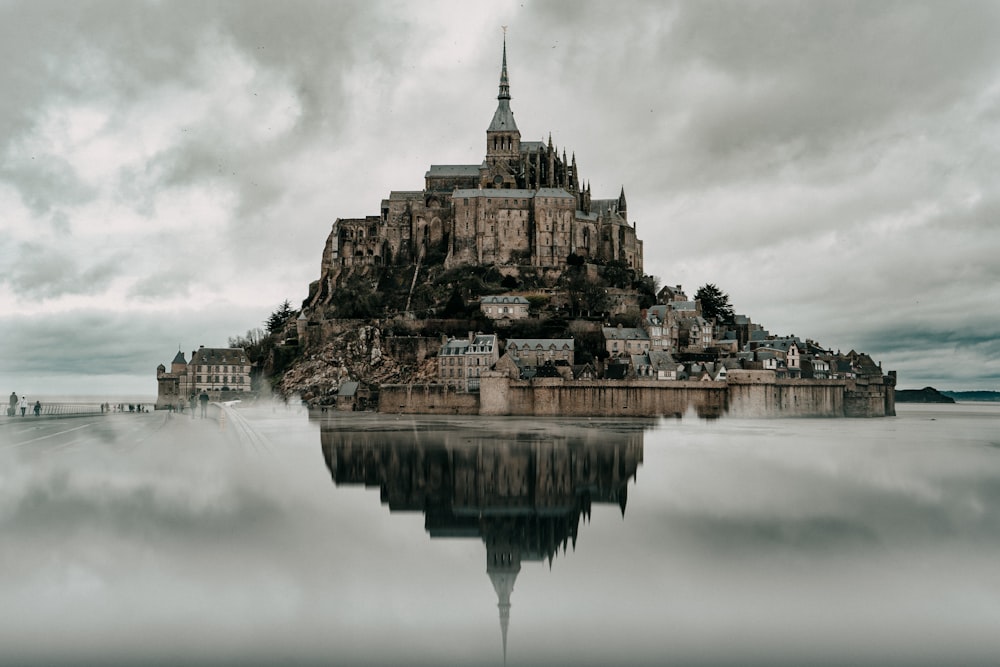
left=277, top=324, right=437, bottom=404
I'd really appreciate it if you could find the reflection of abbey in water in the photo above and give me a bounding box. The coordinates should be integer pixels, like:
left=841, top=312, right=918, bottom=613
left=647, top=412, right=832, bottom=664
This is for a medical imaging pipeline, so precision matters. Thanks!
left=320, top=422, right=644, bottom=661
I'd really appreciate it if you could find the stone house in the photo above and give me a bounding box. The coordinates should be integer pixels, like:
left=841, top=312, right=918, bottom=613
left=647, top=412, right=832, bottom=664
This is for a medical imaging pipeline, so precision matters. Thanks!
left=438, top=333, right=499, bottom=391
left=505, top=338, right=575, bottom=367
left=156, top=346, right=253, bottom=409
left=642, top=305, right=680, bottom=353
left=602, top=325, right=650, bottom=360
left=480, top=295, right=530, bottom=321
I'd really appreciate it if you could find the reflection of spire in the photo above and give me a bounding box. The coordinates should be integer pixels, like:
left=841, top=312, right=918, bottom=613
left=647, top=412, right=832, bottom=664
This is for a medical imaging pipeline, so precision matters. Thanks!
left=486, top=524, right=522, bottom=665
left=489, top=561, right=519, bottom=664
left=319, top=420, right=646, bottom=666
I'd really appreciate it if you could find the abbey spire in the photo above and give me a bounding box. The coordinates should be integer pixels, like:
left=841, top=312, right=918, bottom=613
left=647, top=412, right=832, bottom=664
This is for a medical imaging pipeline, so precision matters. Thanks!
left=485, top=34, right=521, bottom=188
left=488, top=35, right=517, bottom=132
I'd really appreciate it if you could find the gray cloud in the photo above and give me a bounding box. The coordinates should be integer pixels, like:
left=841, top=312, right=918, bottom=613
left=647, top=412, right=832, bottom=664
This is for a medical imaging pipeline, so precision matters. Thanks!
left=3, top=243, right=123, bottom=298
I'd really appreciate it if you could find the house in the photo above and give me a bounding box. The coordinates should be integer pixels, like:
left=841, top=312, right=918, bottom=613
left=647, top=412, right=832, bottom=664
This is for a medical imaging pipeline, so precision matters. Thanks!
left=656, top=284, right=688, bottom=303
left=801, top=357, right=830, bottom=379
left=156, top=346, right=253, bottom=409
left=647, top=350, right=683, bottom=380
left=494, top=352, right=521, bottom=380
left=334, top=381, right=360, bottom=411
left=438, top=333, right=499, bottom=391
left=642, top=305, right=679, bottom=353
left=505, top=338, right=575, bottom=366
left=602, top=325, right=650, bottom=360
left=480, top=295, right=530, bottom=321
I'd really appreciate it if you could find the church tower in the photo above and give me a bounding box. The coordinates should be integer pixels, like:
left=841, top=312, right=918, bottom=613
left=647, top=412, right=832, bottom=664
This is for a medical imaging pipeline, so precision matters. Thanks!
left=483, top=36, right=521, bottom=189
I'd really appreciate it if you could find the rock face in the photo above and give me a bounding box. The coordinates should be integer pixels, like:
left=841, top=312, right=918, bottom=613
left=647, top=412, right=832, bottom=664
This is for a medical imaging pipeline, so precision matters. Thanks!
left=277, top=324, right=437, bottom=404
left=894, top=386, right=955, bottom=403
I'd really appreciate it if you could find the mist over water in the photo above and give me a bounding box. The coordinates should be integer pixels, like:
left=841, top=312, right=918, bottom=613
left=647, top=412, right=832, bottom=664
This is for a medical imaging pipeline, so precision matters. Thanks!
left=0, top=403, right=998, bottom=666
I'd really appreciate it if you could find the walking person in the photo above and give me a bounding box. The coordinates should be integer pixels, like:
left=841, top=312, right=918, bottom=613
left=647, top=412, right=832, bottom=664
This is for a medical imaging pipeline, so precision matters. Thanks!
left=9, top=391, right=17, bottom=417
left=33, top=400, right=41, bottom=416
left=189, top=394, right=196, bottom=419
left=199, top=390, right=209, bottom=418
left=19, top=395, right=27, bottom=417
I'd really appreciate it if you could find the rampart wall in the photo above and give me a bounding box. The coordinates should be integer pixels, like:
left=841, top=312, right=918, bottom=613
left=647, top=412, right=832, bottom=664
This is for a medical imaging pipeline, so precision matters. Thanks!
left=378, top=370, right=894, bottom=418
left=379, top=383, right=480, bottom=415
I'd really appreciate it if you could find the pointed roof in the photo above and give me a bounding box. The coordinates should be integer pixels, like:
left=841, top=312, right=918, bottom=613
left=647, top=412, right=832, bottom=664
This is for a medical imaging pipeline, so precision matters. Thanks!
left=172, top=350, right=187, bottom=364
left=488, top=37, right=518, bottom=133
left=489, top=566, right=518, bottom=664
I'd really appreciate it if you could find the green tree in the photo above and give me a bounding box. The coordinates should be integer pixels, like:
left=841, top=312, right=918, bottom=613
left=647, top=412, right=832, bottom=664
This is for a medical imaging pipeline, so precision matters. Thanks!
left=266, top=300, right=296, bottom=333
left=602, top=260, right=634, bottom=289
left=695, top=283, right=735, bottom=325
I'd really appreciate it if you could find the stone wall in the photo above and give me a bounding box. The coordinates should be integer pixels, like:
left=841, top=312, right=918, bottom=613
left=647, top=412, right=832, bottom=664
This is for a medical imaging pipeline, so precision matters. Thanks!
left=380, top=371, right=894, bottom=418
left=379, top=383, right=480, bottom=415
left=727, top=370, right=846, bottom=417
left=480, top=374, right=727, bottom=418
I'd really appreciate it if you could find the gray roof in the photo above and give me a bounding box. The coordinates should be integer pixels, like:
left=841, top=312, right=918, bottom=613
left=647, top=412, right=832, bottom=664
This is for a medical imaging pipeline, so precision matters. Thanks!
left=535, top=187, right=575, bottom=199
left=426, top=165, right=480, bottom=177
left=387, top=190, right=424, bottom=200
left=481, top=295, right=530, bottom=305
left=191, top=347, right=248, bottom=365
left=470, top=334, right=497, bottom=351
left=488, top=98, right=518, bottom=132
left=440, top=339, right=471, bottom=355
left=338, top=381, right=359, bottom=397
left=507, top=338, right=574, bottom=351
left=452, top=188, right=536, bottom=199
left=671, top=301, right=698, bottom=312
left=645, top=305, right=671, bottom=323
left=647, top=351, right=679, bottom=371
left=602, top=327, right=650, bottom=341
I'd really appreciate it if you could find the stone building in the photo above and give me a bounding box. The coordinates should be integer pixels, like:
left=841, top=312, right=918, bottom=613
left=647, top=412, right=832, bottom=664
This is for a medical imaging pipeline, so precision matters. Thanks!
left=505, top=338, right=575, bottom=367
left=480, top=295, right=530, bottom=321
left=156, top=346, right=252, bottom=408
left=437, top=333, right=499, bottom=391
left=309, top=39, right=643, bottom=306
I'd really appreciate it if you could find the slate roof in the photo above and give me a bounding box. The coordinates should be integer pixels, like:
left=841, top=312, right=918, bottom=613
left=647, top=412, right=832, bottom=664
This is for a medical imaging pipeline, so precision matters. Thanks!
left=481, top=295, right=530, bottom=305
left=602, top=327, right=649, bottom=341
left=338, top=381, right=359, bottom=398
left=647, top=351, right=679, bottom=371
left=426, top=165, right=481, bottom=177
left=507, top=338, right=574, bottom=351
left=671, top=301, right=698, bottom=312
left=440, top=339, right=471, bottom=356
left=190, top=347, right=248, bottom=365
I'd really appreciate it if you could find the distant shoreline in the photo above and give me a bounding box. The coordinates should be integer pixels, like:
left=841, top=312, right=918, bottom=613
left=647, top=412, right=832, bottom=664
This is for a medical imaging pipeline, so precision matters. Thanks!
left=22, top=395, right=157, bottom=404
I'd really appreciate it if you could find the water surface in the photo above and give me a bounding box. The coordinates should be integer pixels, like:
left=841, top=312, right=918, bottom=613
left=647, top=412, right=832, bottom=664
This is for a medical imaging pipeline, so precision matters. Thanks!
left=1, top=403, right=997, bottom=666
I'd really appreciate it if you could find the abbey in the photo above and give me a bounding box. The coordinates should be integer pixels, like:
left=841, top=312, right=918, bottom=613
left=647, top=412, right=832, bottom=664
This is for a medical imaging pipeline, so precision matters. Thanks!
left=310, top=40, right=643, bottom=303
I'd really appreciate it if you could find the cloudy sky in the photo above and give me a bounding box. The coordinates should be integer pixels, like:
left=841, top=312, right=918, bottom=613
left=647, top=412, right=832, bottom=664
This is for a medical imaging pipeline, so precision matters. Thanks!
left=2, top=0, right=998, bottom=395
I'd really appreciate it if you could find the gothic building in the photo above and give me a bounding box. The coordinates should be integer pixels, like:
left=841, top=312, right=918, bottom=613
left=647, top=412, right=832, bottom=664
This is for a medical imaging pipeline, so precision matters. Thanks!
left=310, top=40, right=643, bottom=305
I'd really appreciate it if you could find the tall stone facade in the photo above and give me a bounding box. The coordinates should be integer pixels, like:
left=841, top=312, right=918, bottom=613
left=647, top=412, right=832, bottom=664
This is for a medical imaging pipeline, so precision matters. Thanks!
left=156, top=346, right=252, bottom=409
left=309, top=40, right=643, bottom=306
